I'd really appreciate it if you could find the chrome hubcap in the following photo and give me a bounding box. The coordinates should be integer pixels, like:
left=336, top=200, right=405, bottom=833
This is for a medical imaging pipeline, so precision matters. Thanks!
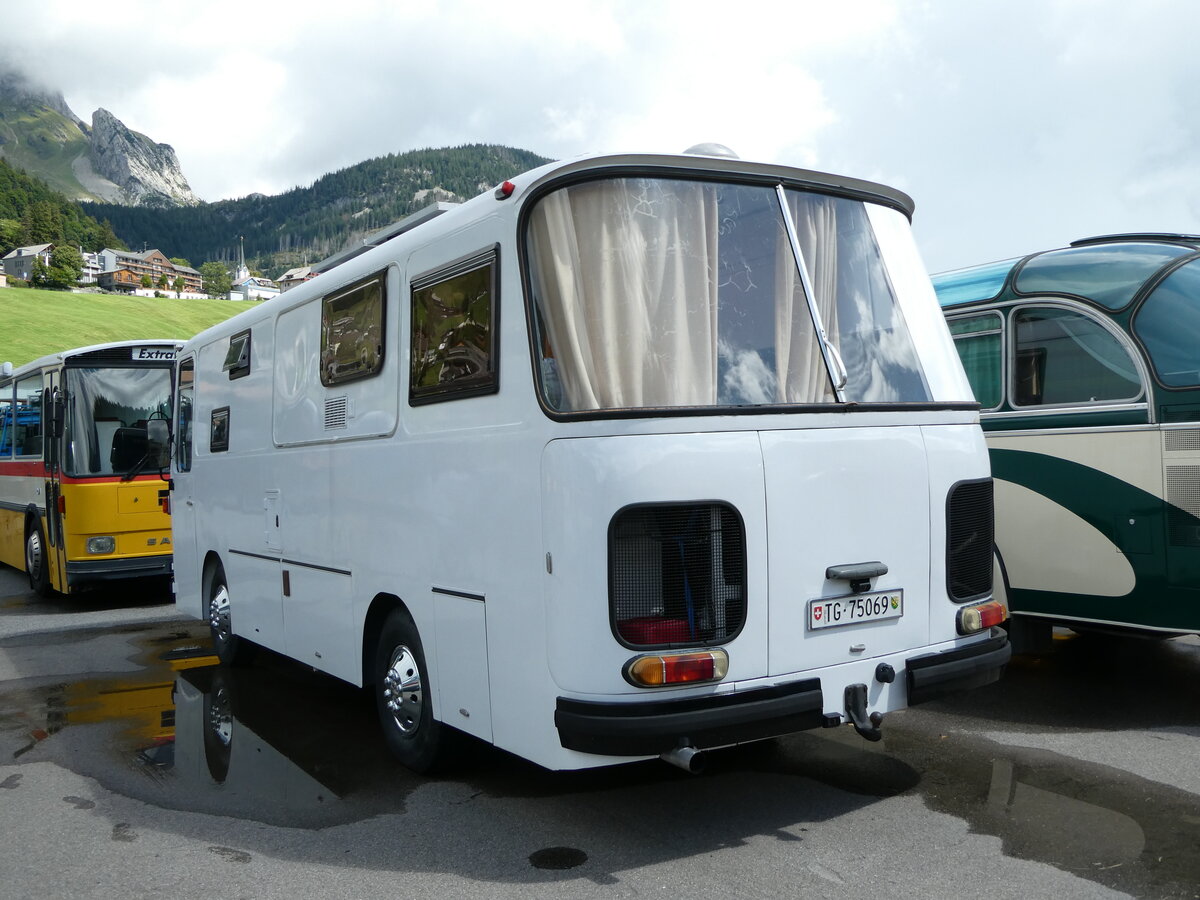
left=209, top=685, right=233, bottom=747
left=26, top=531, right=42, bottom=580
left=210, top=584, right=231, bottom=646
left=382, top=645, right=422, bottom=734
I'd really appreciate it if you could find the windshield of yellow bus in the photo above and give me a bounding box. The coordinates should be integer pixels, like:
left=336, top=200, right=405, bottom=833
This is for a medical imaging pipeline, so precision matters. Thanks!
left=63, top=366, right=173, bottom=478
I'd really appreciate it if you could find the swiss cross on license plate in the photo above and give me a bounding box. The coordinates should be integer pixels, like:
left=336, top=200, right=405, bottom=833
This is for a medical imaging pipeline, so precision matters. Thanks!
left=808, top=589, right=903, bottom=631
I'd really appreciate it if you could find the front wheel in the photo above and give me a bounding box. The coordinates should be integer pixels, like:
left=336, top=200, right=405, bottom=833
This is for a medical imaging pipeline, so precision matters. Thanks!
left=208, top=563, right=256, bottom=666
left=374, top=608, right=454, bottom=773
left=25, top=520, right=53, bottom=597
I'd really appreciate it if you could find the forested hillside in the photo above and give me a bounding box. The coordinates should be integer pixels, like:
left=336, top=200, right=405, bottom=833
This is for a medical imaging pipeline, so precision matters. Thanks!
left=0, top=158, right=123, bottom=255
left=83, top=144, right=550, bottom=277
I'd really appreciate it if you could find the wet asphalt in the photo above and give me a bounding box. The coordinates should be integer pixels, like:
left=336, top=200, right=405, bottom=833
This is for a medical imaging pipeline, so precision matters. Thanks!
left=0, top=566, right=1197, bottom=899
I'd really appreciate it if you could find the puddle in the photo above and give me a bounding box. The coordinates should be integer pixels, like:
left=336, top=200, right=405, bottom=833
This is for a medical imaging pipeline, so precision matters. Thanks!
left=0, top=621, right=1197, bottom=896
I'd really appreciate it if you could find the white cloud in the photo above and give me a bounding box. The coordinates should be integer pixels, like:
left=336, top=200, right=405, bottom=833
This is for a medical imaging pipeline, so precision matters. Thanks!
left=6, top=0, right=1200, bottom=270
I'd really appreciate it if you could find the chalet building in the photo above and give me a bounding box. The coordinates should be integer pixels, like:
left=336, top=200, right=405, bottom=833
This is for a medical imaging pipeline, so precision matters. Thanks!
left=96, top=248, right=203, bottom=294
left=1, top=243, right=53, bottom=280
left=277, top=265, right=317, bottom=292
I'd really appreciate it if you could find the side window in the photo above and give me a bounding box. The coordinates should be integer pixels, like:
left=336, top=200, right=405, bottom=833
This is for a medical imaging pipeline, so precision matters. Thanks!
left=223, top=330, right=251, bottom=380
left=1133, top=257, right=1200, bottom=387
left=14, top=374, right=43, bottom=458
left=321, top=272, right=385, bottom=386
left=0, top=389, right=12, bottom=458
left=1011, top=307, right=1141, bottom=407
left=210, top=406, right=230, bottom=453
left=410, top=249, right=498, bottom=404
left=176, top=357, right=194, bottom=471
left=947, top=313, right=1003, bottom=410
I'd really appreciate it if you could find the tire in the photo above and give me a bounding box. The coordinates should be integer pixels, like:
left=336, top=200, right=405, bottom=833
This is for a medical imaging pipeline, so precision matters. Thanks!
left=374, top=608, right=454, bottom=773
left=208, top=562, right=256, bottom=667
left=25, top=518, right=53, bottom=597
left=203, top=669, right=234, bottom=783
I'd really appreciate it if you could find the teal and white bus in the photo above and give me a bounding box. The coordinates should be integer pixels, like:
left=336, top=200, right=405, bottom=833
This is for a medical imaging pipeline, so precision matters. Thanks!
left=935, top=233, right=1200, bottom=647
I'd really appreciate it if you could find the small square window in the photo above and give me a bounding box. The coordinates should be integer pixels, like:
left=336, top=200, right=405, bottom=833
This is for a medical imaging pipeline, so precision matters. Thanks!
left=223, top=330, right=251, bottom=380
left=210, top=406, right=230, bottom=453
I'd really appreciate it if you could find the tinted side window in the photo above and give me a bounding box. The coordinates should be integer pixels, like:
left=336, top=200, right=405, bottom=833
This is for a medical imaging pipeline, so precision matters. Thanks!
left=410, top=250, right=498, bottom=404
left=176, top=357, right=194, bottom=472
left=1012, top=307, right=1141, bottom=406
left=1134, top=258, right=1200, bottom=387
left=948, top=313, right=1003, bottom=409
left=321, top=272, right=385, bottom=387
left=14, top=374, right=43, bottom=458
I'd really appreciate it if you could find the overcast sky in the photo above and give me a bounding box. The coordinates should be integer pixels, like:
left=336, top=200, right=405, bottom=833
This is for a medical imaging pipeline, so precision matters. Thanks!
left=6, top=0, right=1200, bottom=272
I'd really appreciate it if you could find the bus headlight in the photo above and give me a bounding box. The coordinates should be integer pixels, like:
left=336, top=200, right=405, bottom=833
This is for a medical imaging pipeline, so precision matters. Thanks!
left=87, top=536, right=116, bottom=555
left=623, top=649, right=729, bottom=687
left=957, top=598, right=1008, bottom=634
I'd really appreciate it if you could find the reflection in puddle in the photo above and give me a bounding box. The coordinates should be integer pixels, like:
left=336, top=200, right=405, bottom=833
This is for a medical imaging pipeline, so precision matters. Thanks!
left=1, top=624, right=1197, bottom=896
left=984, top=758, right=1144, bottom=868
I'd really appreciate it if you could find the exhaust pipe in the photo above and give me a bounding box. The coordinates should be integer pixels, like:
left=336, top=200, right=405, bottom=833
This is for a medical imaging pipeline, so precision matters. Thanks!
left=660, top=743, right=706, bottom=774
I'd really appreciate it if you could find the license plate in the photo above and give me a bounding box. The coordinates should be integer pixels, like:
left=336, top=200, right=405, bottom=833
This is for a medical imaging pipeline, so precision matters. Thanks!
left=808, top=589, right=903, bottom=630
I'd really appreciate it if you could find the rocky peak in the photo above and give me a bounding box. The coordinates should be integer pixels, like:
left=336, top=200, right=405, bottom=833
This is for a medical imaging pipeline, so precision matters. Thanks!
left=87, top=108, right=200, bottom=207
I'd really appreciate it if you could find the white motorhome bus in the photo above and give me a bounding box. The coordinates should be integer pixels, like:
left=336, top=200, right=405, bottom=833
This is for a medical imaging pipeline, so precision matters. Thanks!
left=172, top=149, right=1010, bottom=773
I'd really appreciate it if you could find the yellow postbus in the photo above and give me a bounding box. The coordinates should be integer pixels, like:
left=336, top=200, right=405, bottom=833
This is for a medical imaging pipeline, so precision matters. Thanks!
left=0, top=341, right=180, bottom=595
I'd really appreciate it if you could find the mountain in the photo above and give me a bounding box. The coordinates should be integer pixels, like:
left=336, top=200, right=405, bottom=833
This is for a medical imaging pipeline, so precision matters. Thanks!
left=0, top=68, right=199, bottom=208
left=81, top=144, right=552, bottom=277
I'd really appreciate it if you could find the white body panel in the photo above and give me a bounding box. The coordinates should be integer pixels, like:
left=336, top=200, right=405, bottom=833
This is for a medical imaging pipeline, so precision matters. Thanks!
left=172, top=153, right=998, bottom=771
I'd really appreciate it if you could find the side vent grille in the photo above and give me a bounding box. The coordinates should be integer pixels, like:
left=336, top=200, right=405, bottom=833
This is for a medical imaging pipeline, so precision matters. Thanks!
left=1166, top=466, right=1200, bottom=547
left=324, top=396, right=349, bottom=430
left=946, top=479, right=994, bottom=602
left=1164, top=430, right=1200, bottom=452
left=609, top=503, right=746, bottom=648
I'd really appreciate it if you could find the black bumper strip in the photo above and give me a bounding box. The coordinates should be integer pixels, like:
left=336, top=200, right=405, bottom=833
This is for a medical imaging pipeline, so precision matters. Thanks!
left=555, top=678, right=824, bottom=756
left=906, top=628, right=1012, bottom=705
left=66, top=555, right=172, bottom=582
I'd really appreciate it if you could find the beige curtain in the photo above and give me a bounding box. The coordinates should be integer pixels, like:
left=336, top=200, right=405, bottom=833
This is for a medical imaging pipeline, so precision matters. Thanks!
left=528, top=180, right=720, bottom=410
left=775, top=193, right=839, bottom=403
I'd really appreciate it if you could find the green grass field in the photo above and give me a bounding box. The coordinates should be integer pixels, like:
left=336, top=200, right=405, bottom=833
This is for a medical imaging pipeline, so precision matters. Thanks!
left=0, top=287, right=255, bottom=368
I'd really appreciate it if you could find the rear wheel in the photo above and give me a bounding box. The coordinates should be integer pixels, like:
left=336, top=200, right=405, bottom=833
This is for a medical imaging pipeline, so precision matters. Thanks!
left=208, top=562, right=256, bottom=666
left=374, top=608, right=454, bottom=773
left=25, top=519, right=53, bottom=597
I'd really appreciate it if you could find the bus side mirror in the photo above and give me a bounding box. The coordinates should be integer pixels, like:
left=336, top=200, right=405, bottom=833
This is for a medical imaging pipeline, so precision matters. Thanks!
left=50, top=389, right=64, bottom=439
left=147, top=419, right=171, bottom=469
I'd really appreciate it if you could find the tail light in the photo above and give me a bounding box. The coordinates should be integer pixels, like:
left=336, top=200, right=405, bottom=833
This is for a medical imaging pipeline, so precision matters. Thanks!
left=624, top=649, right=730, bottom=687
left=957, top=598, right=1008, bottom=634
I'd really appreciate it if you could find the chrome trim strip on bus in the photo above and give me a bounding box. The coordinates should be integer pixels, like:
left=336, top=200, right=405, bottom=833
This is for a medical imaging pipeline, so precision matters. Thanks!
left=1015, top=611, right=1192, bottom=635
left=982, top=422, right=1161, bottom=438
left=981, top=402, right=1149, bottom=420
left=432, top=586, right=486, bottom=603
left=228, top=548, right=352, bottom=577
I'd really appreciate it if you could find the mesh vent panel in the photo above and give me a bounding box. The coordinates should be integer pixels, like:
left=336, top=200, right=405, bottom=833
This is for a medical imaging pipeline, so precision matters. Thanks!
left=947, top=479, right=994, bottom=601
left=609, top=503, right=745, bottom=648
left=1164, top=430, right=1200, bottom=452
left=1166, top=466, right=1200, bottom=547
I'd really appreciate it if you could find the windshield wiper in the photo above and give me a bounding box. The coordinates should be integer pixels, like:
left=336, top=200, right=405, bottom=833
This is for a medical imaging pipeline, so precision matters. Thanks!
left=120, top=452, right=151, bottom=483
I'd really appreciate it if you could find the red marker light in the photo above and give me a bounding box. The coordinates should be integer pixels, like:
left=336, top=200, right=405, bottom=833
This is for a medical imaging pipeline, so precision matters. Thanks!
left=494, top=180, right=516, bottom=199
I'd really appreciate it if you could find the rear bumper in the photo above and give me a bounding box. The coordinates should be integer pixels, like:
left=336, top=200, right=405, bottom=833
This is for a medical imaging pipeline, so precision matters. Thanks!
left=555, top=629, right=1012, bottom=757
left=66, top=554, right=172, bottom=586
left=555, top=679, right=825, bottom=756
left=905, top=627, right=1012, bottom=705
